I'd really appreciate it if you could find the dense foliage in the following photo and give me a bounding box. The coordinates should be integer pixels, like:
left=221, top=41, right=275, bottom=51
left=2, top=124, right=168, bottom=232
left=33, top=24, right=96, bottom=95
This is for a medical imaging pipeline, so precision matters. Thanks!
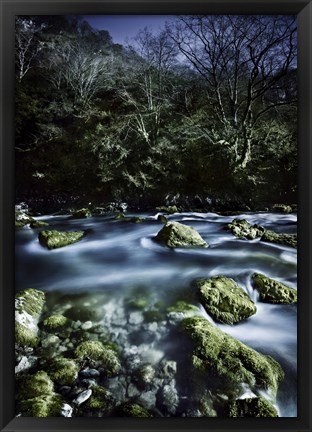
left=15, top=15, right=297, bottom=211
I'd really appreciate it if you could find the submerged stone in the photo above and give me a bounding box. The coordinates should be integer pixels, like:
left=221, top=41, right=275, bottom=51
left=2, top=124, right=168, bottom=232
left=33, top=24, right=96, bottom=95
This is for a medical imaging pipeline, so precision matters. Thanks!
left=47, top=357, right=79, bottom=385
left=38, top=230, right=85, bottom=249
left=30, top=220, right=50, bottom=228
left=222, top=396, right=279, bottom=417
left=252, top=273, right=297, bottom=304
left=75, top=341, right=121, bottom=376
left=196, top=277, right=257, bottom=324
left=181, top=316, right=284, bottom=397
left=155, top=221, right=208, bottom=248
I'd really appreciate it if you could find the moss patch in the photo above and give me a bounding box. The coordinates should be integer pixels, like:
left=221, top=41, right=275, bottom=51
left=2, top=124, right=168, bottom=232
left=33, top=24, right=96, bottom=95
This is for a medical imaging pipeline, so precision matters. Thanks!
left=116, top=402, right=153, bottom=417
left=15, top=288, right=45, bottom=317
left=181, top=316, right=284, bottom=397
left=252, top=273, right=297, bottom=304
left=75, top=341, right=121, bottom=376
left=19, top=394, right=62, bottom=417
left=70, top=208, right=92, bottom=219
left=47, top=357, right=79, bottom=385
left=196, top=277, right=257, bottom=324
left=15, top=321, right=38, bottom=347
left=38, top=230, right=85, bottom=249
left=83, top=386, right=114, bottom=412
left=16, top=371, right=54, bottom=401
left=42, top=314, right=69, bottom=332
left=223, top=397, right=279, bottom=417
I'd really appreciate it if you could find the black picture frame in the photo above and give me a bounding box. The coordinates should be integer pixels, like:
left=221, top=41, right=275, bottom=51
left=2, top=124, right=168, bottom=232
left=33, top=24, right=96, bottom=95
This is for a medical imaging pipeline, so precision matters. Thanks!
left=0, top=0, right=311, bottom=431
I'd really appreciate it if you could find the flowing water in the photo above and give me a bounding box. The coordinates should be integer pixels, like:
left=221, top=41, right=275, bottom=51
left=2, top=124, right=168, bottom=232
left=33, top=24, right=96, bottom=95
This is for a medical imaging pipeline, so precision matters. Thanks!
left=15, top=211, right=297, bottom=417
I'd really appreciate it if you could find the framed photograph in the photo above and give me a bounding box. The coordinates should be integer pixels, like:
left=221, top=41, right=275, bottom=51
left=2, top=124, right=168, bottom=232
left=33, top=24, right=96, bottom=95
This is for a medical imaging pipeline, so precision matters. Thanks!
left=1, top=0, right=311, bottom=431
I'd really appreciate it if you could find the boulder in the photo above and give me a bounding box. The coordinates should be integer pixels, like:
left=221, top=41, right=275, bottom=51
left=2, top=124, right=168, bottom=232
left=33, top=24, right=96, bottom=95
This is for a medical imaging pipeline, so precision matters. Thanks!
left=38, top=230, right=85, bottom=249
left=252, top=273, right=297, bottom=304
left=180, top=316, right=284, bottom=397
left=69, top=208, right=92, bottom=219
left=47, top=357, right=79, bottom=385
left=116, top=402, right=153, bottom=417
left=196, top=277, right=257, bottom=324
left=155, top=221, right=208, bottom=248
left=41, top=314, right=69, bottom=332
left=222, top=396, right=278, bottom=417
left=15, top=288, right=45, bottom=347
left=156, top=205, right=178, bottom=214
left=228, top=218, right=297, bottom=248
left=75, top=341, right=121, bottom=376
left=30, top=220, right=49, bottom=228
left=272, top=204, right=293, bottom=214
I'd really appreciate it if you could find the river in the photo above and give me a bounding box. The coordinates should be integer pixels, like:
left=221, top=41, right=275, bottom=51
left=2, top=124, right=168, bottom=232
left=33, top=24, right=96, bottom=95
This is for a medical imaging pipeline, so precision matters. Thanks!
left=15, top=210, right=297, bottom=417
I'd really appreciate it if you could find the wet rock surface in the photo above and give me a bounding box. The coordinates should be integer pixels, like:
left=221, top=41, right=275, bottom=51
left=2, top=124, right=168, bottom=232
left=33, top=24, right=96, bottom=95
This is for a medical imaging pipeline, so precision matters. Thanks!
left=155, top=221, right=208, bottom=248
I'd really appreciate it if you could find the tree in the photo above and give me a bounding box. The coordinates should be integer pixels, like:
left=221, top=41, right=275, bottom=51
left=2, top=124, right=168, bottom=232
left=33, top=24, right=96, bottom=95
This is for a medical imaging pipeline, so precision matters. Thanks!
left=169, top=15, right=297, bottom=170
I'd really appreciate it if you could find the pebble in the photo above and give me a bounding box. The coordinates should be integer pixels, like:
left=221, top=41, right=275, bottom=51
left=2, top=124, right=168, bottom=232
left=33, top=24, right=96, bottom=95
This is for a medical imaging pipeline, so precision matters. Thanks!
left=60, top=403, right=73, bottom=417
left=73, top=389, right=92, bottom=405
left=128, top=312, right=144, bottom=325
left=81, top=321, right=93, bottom=330
left=15, top=355, right=37, bottom=374
left=79, top=368, right=100, bottom=378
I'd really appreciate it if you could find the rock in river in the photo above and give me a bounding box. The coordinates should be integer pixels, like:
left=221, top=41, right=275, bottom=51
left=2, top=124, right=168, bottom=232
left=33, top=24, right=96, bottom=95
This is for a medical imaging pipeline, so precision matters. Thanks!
left=39, top=230, right=85, bottom=249
left=252, top=273, right=297, bottom=304
left=196, top=276, right=257, bottom=324
left=155, top=221, right=208, bottom=248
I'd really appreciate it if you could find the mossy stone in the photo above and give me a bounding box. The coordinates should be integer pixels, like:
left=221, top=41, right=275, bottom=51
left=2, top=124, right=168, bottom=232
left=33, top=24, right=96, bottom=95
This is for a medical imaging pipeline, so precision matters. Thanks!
left=30, top=220, right=49, bottom=228
left=64, top=305, right=102, bottom=322
left=272, top=204, right=292, bottom=214
left=181, top=316, right=284, bottom=397
left=252, top=273, right=297, bottom=304
left=15, top=288, right=45, bottom=317
left=42, top=314, right=69, bottom=332
left=47, top=357, right=79, bottom=385
left=156, top=205, right=178, bottom=214
left=224, top=397, right=279, bottom=417
left=70, top=208, right=92, bottom=219
left=261, top=230, right=297, bottom=249
left=196, top=277, right=257, bottom=324
left=125, top=297, right=148, bottom=311
left=143, top=309, right=165, bottom=323
left=38, top=230, right=85, bottom=249
left=83, top=386, right=114, bottom=412
left=227, top=219, right=264, bottom=240
left=157, top=214, right=168, bottom=223
left=155, top=221, right=208, bottom=248
left=15, top=322, right=38, bottom=347
left=115, top=212, right=125, bottom=220
left=75, top=341, right=121, bottom=376
left=19, top=394, right=62, bottom=417
left=116, top=402, right=153, bottom=417
left=167, top=301, right=199, bottom=314
left=133, top=364, right=155, bottom=389
left=16, top=371, right=54, bottom=401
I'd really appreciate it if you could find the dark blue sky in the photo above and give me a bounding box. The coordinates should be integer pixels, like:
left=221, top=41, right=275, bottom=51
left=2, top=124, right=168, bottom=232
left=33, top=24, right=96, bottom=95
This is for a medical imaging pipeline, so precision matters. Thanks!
left=83, top=15, right=173, bottom=45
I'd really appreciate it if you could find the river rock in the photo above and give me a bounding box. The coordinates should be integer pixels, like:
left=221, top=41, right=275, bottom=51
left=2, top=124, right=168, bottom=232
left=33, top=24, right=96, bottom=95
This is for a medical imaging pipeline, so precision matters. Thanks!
left=116, top=402, right=153, bottom=417
left=47, top=357, right=79, bottom=385
left=272, top=204, right=293, bottom=214
left=18, top=394, right=63, bottom=417
left=228, top=218, right=297, bottom=248
left=196, top=276, right=257, bottom=324
left=15, top=288, right=45, bottom=347
left=156, top=205, right=178, bottom=214
left=41, top=314, right=69, bottom=332
left=60, top=403, right=74, bottom=417
left=82, top=386, right=114, bottom=413
left=15, top=355, right=38, bottom=374
left=39, top=230, right=85, bottom=249
left=73, top=389, right=92, bottom=405
left=79, top=368, right=100, bottom=378
left=252, top=273, right=297, bottom=304
left=30, top=220, right=50, bottom=228
left=75, top=341, right=121, bottom=376
left=221, top=396, right=279, bottom=417
left=157, top=382, right=179, bottom=415
left=70, top=208, right=92, bottom=219
left=180, top=316, right=284, bottom=398
left=155, top=221, right=208, bottom=248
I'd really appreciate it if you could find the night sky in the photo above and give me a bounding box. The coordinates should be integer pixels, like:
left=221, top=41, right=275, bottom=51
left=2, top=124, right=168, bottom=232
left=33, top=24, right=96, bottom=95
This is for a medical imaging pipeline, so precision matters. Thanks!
left=83, top=15, right=173, bottom=45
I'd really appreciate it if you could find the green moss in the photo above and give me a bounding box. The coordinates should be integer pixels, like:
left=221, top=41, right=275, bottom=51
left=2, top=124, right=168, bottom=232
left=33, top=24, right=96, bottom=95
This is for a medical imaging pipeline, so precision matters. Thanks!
left=19, top=394, right=62, bottom=417
left=15, top=321, right=38, bottom=347
left=155, top=221, right=208, bottom=248
left=261, top=230, right=297, bottom=249
left=75, top=341, right=121, bottom=376
left=16, top=371, right=54, bottom=401
left=181, top=316, right=284, bottom=397
left=15, top=288, right=45, bottom=317
left=38, top=230, right=85, bottom=249
left=196, top=277, right=257, bottom=324
left=115, top=212, right=125, bottom=220
left=272, top=204, right=292, bottom=214
left=227, top=219, right=264, bottom=240
left=70, top=208, right=92, bottom=219
left=42, top=315, right=69, bottom=332
left=133, top=364, right=155, bottom=389
left=116, top=402, right=153, bottom=417
left=64, top=305, right=102, bottom=322
left=252, top=273, right=297, bottom=304
left=224, top=397, right=278, bottom=417
left=83, top=386, right=114, bottom=411
left=30, top=220, right=49, bottom=228
left=47, top=357, right=79, bottom=385
left=156, top=205, right=178, bottom=214
left=157, top=214, right=168, bottom=223
left=125, top=297, right=148, bottom=311
left=167, top=301, right=199, bottom=314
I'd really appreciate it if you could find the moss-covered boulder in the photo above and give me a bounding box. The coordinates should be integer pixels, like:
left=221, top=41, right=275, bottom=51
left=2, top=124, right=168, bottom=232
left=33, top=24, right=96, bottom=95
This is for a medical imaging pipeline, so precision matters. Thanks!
left=15, top=288, right=45, bottom=347
left=30, top=220, right=49, bottom=228
left=261, top=229, right=297, bottom=248
left=15, top=211, right=35, bottom=228
left=272, top=204, right=293, bottom=214
left=196, top=277, right=257, bottom=324
left=156, top=205, right=178, bottom=214
left=70, top=208, right=92, bottom=219
left=222, top=397, right=279, bottom=417
left=39, top=230, right=85, bottom=249
left=75, top=341, right=121, bottom=376
left=227, top=219, right=264, bottom=240
left=181, top=316, right=284, bottom=397
left=116, top=402, right=153, bottom=417
left=115, top=212, right=125, bottom=220
left=47, top=357, right=79, bottom=385
left=16, top=371, right=54, bottom=401
left=252, top=273, right=297, bottom=304
left=155, top=221, right=208, bottom=248
left=228, top=218, right=297, bottom=248
left=41, top=314, right=69, bottom=332
left=64, top=305, right=103, bottom=322
left=167, top=301, right=199, bottom=323
left=19, top=394, right=63, bottom=417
